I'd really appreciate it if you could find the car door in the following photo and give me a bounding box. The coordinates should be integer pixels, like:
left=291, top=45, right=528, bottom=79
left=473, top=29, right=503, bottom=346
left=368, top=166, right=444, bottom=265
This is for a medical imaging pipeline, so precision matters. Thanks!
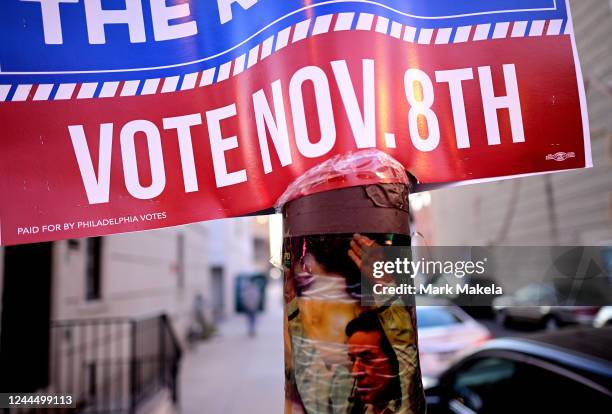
left=433, top=353, right=611, bottom=413
left=508, top=284, right=559, bottom=323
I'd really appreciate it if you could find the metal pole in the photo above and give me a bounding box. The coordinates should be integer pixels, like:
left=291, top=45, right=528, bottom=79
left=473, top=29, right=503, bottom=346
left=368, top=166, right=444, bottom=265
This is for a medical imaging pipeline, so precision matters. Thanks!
left=129, top=320, right=137, bottom=414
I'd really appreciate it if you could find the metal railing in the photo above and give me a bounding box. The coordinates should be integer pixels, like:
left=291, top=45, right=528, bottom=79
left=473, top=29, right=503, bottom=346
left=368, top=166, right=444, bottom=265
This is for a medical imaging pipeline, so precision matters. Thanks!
left=50, top=314, right=182, bottom=413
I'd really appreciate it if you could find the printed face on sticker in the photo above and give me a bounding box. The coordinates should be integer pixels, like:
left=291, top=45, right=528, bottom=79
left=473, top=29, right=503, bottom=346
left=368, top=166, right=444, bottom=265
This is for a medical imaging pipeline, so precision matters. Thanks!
left=346, top=313, right=400, bottom=408
left=294, top=252, right=358, bottom=362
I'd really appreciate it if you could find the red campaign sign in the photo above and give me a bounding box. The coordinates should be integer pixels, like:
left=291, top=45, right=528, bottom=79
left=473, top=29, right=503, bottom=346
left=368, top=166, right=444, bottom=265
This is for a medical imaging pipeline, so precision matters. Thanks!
left=0, top=14, right=590, bottom=245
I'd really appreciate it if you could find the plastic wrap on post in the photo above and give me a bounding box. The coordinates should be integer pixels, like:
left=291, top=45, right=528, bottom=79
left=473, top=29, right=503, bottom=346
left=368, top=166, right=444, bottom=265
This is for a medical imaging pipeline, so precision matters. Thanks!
left=275, top=149, right=410, bottom=210
left=279, top=150, right=425, bottom=414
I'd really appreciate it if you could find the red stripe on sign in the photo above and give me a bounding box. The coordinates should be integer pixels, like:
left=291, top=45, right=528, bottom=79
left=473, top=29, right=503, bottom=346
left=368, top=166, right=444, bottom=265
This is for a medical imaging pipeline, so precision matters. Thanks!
left=329, top=14, right=340, bottom=34
left=467, top=25, right=478, bottom=42
left=508, top=21, right=516, bottom=37
left=0, top=32, right=587, bottom=245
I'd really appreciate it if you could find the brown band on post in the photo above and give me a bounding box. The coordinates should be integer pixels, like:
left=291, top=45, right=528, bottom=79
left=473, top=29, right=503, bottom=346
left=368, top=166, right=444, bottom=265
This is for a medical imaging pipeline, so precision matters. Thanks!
left=282, top=183, right=410, bottom=237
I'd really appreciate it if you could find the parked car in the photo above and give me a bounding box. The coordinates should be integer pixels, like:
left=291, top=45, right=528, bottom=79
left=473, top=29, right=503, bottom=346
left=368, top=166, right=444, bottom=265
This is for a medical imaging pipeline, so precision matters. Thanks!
left=425, top=327, right=612, bottom=413
left=594, top=306, right=612, bottom=328
left=492, top=283, right=600, bottom=329
left=417, top=305, right=491, bottom=377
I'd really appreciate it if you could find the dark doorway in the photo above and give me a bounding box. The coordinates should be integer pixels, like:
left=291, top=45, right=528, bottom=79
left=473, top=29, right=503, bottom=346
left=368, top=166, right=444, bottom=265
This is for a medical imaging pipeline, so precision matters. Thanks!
left=211, top=266, right=225, bottom=322
left=0, top=242, right=53, bottom=392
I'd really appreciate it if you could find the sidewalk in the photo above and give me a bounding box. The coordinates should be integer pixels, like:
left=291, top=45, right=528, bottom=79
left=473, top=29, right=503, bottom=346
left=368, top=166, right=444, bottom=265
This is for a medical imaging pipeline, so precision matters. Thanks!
left=179, top=283, right=285, bottom=414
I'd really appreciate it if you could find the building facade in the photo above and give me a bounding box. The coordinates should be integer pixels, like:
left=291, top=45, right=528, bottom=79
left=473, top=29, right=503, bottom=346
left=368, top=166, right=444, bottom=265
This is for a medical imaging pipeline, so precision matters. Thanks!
left=0, top=218, right=266, bottom=411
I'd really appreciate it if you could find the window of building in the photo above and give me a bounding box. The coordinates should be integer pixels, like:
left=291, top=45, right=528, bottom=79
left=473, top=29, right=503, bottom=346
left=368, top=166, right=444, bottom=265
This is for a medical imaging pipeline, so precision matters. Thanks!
left=253, top=237, right=268, bottom=263
left=85, top=237, right=102, bottom=301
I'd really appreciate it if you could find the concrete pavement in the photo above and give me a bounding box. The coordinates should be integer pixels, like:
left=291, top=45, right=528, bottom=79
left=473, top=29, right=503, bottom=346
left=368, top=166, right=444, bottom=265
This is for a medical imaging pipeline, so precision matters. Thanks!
left=179, top=282, right=285, bottom=414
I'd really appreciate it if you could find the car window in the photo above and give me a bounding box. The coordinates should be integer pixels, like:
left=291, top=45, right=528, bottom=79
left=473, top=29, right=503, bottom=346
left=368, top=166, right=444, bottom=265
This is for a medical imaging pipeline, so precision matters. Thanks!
left=514, top=284, right=556, bottom=302
left=450, top=357, right=516, bottom=412
left=416, top=307, right=462, bottom=328
left=447, top=356, right=611, bottom=413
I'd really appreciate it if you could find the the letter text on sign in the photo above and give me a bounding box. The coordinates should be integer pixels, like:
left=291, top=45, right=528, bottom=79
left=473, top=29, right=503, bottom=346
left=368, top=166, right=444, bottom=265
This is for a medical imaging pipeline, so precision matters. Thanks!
left=84, top=0, right=146, bottom=44
left=405, top=69, right=440, bottom=152
left=120, top=120, right=167, bottom=199
left=289, top=66, right=337, bottom=158
left=150, top=0, right=198, bottom=41
left=162, top=114, right=202, bottom=193
left=21, top=0, right=79, bottom=45
left=68, top=123, right=113, bottom=204
left=206, top=104, right=247, bottom=188
left=478, top=64, right=526, bottom=145
left=435, top=68, right=474, bottom=149
left=331, top=59, right=376, bottom=149
left=253, top=80, right=292, bottom=174
left=218, top=0, right=258, bottom=24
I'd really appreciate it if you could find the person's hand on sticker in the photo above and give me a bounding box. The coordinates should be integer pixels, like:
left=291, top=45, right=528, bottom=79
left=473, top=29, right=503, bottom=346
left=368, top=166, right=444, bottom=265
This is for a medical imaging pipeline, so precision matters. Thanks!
left=348, top=233, right=374, bottom=268
left=349, top=234, right=392, bottom=285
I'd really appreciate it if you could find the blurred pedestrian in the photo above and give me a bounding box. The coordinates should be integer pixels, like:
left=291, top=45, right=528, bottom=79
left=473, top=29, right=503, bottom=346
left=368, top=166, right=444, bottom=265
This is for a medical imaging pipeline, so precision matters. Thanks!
left=188, top=293, right=215, bottom=342
left=241, top=280, right=261, bottom=337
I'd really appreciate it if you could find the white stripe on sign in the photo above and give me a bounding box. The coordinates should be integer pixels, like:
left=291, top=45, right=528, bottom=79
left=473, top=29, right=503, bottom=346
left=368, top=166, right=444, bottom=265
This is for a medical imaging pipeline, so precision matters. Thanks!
left=529, top=20, right=545, bottom=36
left=564, top=21, right=573, bottom=35
left=77, top=82, right=97, bottom=99
left=261, top=35, right=274, bottom=59
left=140, top=78, right=160, bottom=95
left=180, top=72, right=198, bottom=90
left=375, top=16, right=389, bottom=34
left=233, top=54, right=246, bottom=76
left=120, top=80, right=139, bottom=96
left=55, top=83, right=77, bottom=100
left=454, top=26, right=471, bottom=43
left=33, top=84, right=54, bottom=101
left=292, top=19, right=311, bottom=42
left=0, top=85, right=11, bottom=101
left=334, top=12, right=354, bottom=31
left=12, top=84, right=32, bottom=101
left=275, top=27, right=291, bottom=51
left=161, top=76, right=180, bottom=93
left=3, top=16, right=568, bottom=103
left=390, top=21, right=402, bottom=39
left=99, top=81, right=120, bottom=98
left=492, top=22, right=510, bottom=39
left=473, top=24, right=490, bottom=41
left=403, top=26, right=416, bottom=42
left=312, top=14, right=333, bottom=35
left=217, top=61, right=232, bottom=82
left=356, top=13, right=374, bottom=31
left=546, top=19, right=563, bottom=35
left=247, top=45, right=260, bottom=68
left=435, top=28, right=452, bottom=44
left=511, top=21, right=528, bottom=37
left=417, top=28, right=434, bottom=44
left=200, top=68, right=215, bottom=86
